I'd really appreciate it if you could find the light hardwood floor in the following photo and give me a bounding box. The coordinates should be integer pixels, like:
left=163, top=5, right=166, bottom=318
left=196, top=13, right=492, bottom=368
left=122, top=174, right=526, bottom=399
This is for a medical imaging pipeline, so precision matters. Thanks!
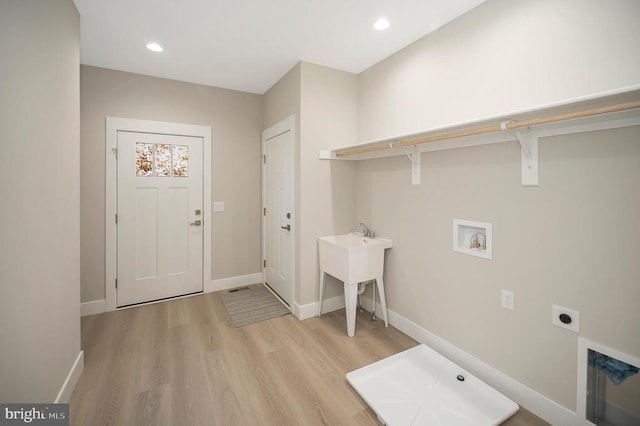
left=70, top=287, right=549, bottom=425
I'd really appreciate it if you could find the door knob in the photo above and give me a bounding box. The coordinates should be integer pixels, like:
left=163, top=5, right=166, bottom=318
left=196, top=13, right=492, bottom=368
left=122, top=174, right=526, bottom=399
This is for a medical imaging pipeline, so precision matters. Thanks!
left=280, top=224, right=290, bottom=231
left=190, top=220, right=202, bottom=226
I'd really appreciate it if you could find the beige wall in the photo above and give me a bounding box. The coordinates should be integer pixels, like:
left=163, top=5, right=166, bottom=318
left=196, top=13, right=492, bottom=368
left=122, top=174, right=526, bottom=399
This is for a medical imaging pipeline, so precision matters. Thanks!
left=81, top=66, right=263, bottom=303
left=358, top=0, right=640, bottom=142
left=298, top=62, right=358, bottom=304
left=264, top=62, right=358, bottom=307
left=262, top=64, right=302, bottom=301
left=263, top=63, right=301, bottom=131
left=353, top=0, right=640, bottom=412
left=0, top=0, right=81, bottom=402
left=355, top=127, right=640, bottom=410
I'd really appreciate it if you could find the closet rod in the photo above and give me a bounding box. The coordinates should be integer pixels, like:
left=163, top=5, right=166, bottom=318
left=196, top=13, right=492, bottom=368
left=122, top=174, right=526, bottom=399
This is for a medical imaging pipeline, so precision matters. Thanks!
left=336, top=99, right=640, bottom=158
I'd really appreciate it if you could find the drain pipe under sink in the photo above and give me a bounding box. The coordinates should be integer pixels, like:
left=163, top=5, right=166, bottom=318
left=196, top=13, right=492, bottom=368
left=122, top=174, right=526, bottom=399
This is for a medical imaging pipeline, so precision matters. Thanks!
left=357, top=281, right=377, bottom=321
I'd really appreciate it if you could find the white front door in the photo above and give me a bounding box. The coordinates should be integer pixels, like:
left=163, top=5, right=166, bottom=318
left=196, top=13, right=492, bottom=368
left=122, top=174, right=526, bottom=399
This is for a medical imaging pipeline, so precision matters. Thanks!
left=263, top=118, right=295, bottom=305
left=116, top=131, right=203, bottom=306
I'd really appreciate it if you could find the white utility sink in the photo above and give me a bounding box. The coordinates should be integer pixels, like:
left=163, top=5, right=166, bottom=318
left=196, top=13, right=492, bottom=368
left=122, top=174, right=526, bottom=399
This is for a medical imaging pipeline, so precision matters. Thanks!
left=318, top=232, right=392, bottom=337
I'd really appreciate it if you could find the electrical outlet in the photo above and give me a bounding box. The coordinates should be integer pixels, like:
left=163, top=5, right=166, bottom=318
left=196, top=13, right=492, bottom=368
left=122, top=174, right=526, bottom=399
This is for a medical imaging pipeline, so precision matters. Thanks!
left=552, top=304, right=580, bottom=333
left=501, top=290, right=514, bottom=310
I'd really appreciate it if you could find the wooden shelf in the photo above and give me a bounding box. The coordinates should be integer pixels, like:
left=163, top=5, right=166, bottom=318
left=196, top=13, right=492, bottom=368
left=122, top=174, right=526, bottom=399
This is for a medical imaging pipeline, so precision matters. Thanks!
left=320, top=86, right=640, bottom=186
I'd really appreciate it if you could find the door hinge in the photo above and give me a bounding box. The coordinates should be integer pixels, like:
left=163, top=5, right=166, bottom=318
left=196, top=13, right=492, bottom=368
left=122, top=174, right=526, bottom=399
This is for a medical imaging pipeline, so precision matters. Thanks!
left=115, top=278, right=118, bottom=288
left=263, top=207, right=266, bottom=216
left=115, top=213, right=118, bottom=224
left=263, top=259, right=266, bottom=268
left=263, top=155, right=266, bottom=164
left=112, top=147, right=118, bottom=159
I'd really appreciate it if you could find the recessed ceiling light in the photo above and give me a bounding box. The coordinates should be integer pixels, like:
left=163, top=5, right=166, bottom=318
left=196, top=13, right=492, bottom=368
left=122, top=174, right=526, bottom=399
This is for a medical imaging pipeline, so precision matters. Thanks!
left=146, top=42, right=163, bottom=52
left=374, top=18, right=390, bottom=31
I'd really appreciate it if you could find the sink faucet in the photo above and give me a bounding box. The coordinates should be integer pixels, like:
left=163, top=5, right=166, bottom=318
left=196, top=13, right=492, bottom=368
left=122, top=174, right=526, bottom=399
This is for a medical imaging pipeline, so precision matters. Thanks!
left=359, top=222, right=376, bottom=239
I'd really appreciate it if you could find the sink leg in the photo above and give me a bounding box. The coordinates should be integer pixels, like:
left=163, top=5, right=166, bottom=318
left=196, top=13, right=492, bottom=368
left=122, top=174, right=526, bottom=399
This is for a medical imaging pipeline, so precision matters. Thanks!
left=318, top=270, right=326, bottom=317
left=371, top=282, right=376, bottom=321
left=376, top=276, right=389, bottom=328
left=344, top=282, right=358, bottom=337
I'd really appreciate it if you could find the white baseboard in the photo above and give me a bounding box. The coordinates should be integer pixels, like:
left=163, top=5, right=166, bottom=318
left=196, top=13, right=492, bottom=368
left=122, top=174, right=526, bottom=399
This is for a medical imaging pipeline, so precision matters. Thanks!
left=85, top=273, right=262, bottom=315
left=295, top=294, right=345, bottom=320
left=55, top=351, right=84, bottom=403
left=81, top=299, right=106, bottom=317
left=205, top=272, right=263, bottom=293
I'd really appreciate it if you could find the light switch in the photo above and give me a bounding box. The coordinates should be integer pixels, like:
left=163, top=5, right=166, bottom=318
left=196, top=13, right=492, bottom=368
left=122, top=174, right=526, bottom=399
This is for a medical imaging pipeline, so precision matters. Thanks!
left=213, top=202, right=225, bottom=213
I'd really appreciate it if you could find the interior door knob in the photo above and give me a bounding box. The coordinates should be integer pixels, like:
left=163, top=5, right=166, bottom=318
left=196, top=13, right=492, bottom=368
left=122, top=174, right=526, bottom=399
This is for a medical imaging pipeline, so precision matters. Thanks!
left=190, top=220, right=202, bottom=226
left=280, top=224, right=290, bottom=231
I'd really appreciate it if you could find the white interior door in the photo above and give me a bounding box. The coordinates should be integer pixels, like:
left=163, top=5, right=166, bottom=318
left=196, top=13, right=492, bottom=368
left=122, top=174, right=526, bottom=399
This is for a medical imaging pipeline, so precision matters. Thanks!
left=117, top=131, right=203, bottom=306
left=263, top=121, right=294, bottom=305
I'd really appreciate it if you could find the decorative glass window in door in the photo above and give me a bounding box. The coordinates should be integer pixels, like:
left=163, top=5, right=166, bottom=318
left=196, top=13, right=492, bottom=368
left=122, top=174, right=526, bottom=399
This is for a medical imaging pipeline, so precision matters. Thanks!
left=135, top=143, right=189, bottom=177
left=155, top=144, right=172, bottom=176
left=135, top=143, right=154, bottom=176
left=172, top=144, right=188, bottom=177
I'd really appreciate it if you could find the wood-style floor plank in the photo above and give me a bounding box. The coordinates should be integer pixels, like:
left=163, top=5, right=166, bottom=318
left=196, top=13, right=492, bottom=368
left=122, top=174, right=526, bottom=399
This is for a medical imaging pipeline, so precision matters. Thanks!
left=69, top=288, right=549, bottom=425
